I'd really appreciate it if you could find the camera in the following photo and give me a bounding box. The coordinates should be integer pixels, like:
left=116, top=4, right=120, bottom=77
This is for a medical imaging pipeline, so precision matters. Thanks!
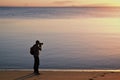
left=37, top=41, right=43, bottom=47
left=39, top=43, right=43, bottom=46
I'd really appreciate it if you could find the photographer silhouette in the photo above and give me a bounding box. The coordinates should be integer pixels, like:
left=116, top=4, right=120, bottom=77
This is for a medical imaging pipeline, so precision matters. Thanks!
left=30, top=40, right=43, bottom=75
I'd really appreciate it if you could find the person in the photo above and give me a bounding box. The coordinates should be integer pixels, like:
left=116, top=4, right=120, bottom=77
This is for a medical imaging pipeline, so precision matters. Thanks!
left=31, top=40, right=43, bottom=75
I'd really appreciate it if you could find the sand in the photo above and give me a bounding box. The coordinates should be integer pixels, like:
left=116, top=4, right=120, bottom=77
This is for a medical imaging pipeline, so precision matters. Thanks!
left=0, top=70, right=120, bottom=80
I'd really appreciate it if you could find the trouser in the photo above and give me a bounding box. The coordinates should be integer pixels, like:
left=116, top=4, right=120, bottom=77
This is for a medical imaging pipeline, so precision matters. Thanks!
left=33, top=55, right=39, bottom=73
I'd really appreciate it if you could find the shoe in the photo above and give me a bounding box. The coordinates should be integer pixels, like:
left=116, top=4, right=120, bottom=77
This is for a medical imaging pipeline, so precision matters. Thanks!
left=34, top=72, right=40, bottom=75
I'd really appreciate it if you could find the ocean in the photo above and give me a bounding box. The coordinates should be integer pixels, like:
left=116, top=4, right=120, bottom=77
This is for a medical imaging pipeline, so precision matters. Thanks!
left=0, top=7, right=120, bottom=69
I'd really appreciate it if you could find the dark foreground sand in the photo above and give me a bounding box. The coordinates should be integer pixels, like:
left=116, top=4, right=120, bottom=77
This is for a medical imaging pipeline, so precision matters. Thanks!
left=0, top=70, right=120, bottom=80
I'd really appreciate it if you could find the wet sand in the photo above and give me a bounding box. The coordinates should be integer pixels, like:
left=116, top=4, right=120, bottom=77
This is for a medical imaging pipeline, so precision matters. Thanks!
left=0, top=70, right=120, bottom=80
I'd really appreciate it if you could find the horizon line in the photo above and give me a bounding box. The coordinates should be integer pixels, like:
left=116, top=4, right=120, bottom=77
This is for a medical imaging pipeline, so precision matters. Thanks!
left=0, top=5, right=120, bottom=8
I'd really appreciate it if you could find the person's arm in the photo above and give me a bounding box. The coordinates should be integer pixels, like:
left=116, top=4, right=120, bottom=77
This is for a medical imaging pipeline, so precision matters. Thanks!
left=38, top=45, right=42, bottom=51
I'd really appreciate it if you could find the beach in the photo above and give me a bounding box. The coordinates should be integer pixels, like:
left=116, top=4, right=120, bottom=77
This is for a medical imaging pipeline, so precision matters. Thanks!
left=0, top=70, right=120, bottom=80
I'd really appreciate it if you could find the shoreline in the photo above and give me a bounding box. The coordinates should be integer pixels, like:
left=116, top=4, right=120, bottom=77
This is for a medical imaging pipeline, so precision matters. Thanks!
left=0, top=70, right=120, bottom=80
left=0, top=69, right=120, bottom=72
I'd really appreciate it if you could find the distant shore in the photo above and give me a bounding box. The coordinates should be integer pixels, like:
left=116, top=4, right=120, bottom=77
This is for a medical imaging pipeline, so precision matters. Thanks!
left=0, top=6, right=120, bottom=8
left=0, top=70, right=120, bottom=80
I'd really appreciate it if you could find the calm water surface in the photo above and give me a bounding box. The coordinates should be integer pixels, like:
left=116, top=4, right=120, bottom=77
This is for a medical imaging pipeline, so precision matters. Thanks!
left=0, top=7, right=120, bottom=69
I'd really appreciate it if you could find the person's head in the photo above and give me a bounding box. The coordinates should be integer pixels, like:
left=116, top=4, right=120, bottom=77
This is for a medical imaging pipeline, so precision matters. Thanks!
left=36, top=40, right=40, bottom=45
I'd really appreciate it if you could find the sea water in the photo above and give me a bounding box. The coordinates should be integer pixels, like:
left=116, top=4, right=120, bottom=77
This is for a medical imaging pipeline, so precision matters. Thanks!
left=0, top=7, right=120, bottom=69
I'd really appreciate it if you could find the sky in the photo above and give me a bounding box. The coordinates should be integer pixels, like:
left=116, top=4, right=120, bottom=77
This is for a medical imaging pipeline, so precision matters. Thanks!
left=0, top=0, right=120, bottom=7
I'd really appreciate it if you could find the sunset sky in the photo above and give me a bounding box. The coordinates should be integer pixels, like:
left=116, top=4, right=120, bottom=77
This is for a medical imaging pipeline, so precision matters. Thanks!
left=0, top=0, right=120, bottom=7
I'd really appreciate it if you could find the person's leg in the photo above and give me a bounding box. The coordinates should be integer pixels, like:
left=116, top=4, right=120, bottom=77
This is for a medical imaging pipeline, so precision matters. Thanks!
left=36, top=56, right=39, bottom=73
left=33, top=56, right=40, bottom=74
left=33, top=56, right=36, bottom=73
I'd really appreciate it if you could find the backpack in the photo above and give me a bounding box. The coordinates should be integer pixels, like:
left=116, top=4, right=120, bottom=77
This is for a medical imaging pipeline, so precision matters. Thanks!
left=30, top=46, right=35, bottom=55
